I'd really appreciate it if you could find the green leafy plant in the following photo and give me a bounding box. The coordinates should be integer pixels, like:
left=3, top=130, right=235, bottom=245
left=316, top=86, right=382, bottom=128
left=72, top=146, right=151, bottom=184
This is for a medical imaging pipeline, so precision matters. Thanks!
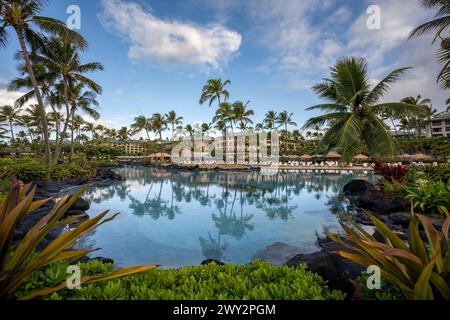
left=18, top=260, right=345, bottom=300
left=328, top=213, right=450, bottom=300
left=404, top=180, right=450, bottom=217
left=0, top=177, right=158, bottom=300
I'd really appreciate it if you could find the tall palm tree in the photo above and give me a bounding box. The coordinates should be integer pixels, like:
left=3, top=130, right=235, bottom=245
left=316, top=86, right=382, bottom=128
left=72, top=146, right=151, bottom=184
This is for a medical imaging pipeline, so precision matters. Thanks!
left=410, top=0, right=450, bottom=88
left=277, top=111, right=297, bottom=132
left=0, top=0, right=86, bottom=167
left=199, top=79, right=231, bottom=107
left=0, top=105, right=20, bottom=143
left=131, top=115, right=151, bottom=140
left=303, top=57, right=427, bottom=161
left=263, top=111, right=278, bottom=130
left=165, top=111, right=183, bottom=139
left=67, top=82, right=99, bottom=157
left=35, top=36, right=103, bottom=162
left=232, top=101, right=254, bottom=132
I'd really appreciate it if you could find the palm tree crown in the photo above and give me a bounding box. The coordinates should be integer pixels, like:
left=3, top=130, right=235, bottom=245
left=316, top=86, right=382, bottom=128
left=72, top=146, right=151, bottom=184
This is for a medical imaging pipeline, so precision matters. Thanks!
left=199, top=79, right=231, bottom=107
left=303, top=57, right=427, bottom=161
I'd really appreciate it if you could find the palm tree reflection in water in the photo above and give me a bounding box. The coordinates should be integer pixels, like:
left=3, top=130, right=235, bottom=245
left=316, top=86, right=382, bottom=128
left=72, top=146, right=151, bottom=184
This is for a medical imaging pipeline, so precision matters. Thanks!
left=80, top=166, right=372, bottom=264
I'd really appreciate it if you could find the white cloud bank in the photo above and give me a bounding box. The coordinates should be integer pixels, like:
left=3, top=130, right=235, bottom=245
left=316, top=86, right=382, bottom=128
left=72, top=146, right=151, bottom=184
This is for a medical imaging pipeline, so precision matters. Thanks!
left=99, top=0, right=242, bottom=71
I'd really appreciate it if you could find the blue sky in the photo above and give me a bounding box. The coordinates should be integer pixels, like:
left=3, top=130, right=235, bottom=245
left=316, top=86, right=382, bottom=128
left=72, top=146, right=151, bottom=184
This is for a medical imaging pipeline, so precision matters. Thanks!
left=0, top=0, right=447, bottom=137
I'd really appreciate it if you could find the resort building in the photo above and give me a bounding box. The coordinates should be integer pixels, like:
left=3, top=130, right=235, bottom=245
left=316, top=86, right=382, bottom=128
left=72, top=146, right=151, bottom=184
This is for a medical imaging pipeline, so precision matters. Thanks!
left=427, top=111, right=450, bottom=138
left=109, top=140, right=145, bottom=154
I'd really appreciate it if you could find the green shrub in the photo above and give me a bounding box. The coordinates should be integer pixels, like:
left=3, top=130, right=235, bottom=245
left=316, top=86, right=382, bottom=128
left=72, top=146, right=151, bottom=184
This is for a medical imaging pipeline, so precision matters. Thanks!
left=404, top=180, right=450, bottom=217
left=355, top=273, right=403, bottom=300
left=50, top=163, right=95, bottom=181
left=18, top=260, right=345, bottom=300
left=381, top=181, right=408, bottom=200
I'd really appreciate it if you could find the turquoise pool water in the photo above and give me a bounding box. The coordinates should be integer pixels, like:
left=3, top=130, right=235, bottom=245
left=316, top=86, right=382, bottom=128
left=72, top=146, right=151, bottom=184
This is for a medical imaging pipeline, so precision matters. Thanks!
left=74, top=166, right=374, bottom=268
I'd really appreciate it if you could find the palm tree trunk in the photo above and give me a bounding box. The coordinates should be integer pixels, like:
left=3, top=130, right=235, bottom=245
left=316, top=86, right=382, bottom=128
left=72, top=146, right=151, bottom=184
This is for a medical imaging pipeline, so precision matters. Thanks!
left=70, top=107, right=76, bottom=159
left=15, top=27, right=52, bottom=167
left=54, top=78, right=72, bottom=164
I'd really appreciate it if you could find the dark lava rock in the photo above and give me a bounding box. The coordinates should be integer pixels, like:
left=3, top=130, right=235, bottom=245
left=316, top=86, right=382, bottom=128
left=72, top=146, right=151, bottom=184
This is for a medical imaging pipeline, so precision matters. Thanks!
left=96, top=168, right=122, bottom=181
left=343, top=180, right=375, bottom=194
left=253, top=242, right=313, bottom=266
left=285, top=237, right=364, bottom=298
left=69, top=197, right=90, bottom=212
left=77, top=256, right=115, bottom=265
left=201, top=259, right=225, bottom=266
left=343, top=180, right=407, bottom=215
left=386, top=212, right=411, bottom=228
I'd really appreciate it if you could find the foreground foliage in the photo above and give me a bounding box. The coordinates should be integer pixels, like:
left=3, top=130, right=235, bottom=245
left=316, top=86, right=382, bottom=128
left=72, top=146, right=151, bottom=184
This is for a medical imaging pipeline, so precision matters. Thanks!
left=405, top=180, right=450, bottom=217
left=17, top=260, right=345, bottom=300
left=0, top=179, right=157, bottom=300
left=329, top=213, right=450, bottom=300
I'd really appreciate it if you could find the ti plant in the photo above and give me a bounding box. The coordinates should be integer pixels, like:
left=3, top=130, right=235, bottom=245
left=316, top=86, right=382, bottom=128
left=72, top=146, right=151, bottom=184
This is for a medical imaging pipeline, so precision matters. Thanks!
left=328, top=212, right=450, bottom=300
left=0, top=177, right=158, bottom=300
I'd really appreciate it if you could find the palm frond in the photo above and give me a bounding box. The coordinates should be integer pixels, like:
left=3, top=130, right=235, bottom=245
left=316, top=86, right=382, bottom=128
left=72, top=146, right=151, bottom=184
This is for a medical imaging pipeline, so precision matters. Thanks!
left=366, top=67, right=412, bottom=104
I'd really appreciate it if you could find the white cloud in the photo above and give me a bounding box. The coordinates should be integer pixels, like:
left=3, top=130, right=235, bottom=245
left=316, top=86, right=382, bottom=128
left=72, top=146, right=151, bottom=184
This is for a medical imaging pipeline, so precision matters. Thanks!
left=99, top=0, right=242, bottom=72
left=0, top=89, right=37, bottom=107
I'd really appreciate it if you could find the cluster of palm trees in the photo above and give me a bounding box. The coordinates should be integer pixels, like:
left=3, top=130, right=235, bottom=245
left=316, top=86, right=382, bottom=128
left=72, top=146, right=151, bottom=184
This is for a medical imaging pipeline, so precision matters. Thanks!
left=130, top=112, right=183, bottom=142
left=198, top=79, right=299, bottom=136
left=0, top=0, right=103, bottom=167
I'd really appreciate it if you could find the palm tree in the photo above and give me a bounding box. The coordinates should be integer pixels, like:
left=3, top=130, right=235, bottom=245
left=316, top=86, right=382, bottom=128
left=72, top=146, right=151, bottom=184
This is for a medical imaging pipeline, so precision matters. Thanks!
left=0, top=105, right=20, bottom=143
left=16, top=114, right=35, bottom=141
left=277, top=111, right=297, bottom=132
left=401, top=95, right=435, bottom=137
left=303, top=57, right=427, bottom=161
left=67, top=82, right=99, bottom=157
left=82, top=122, right=95, bottom=140
left=104, top=128, right=117, bottom=140
left=150, top=113, right=168, bottom=142
left=117, top=126, right=132, bottom=141
left=232, top=101, right=254, bottom=132
left=71, top=114, right=85, bottom=140
left=201, top=122, right=213, bottom=135
left=410, top=0, right=450, bottom=88
left=263, top=111, right=278, bottom=130
left=131, top=115, right=151, bottom=140
left=47, top=109, right=63, bottom=144
left=0, top=0, right=86, bottom=167
left=35, top=36, right=103, bottom=162
left=199, top=79, right=231, bottom=107
left=213, top=102, right=235, bottom=132
left=165, top=111, right=183, bottom=139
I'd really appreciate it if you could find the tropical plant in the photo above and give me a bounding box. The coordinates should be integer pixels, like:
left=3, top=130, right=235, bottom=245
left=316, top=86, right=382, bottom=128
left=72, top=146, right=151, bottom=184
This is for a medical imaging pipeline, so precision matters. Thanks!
left=329, top=212, right=450, bottom=300
left=20, top=259, right=345, bottom=300
left=404, top=180, right=450, bottom=217
left=199, top=79, right=231, bottom=107
left=410, top=0, right=450, bottom=88
left=0, top=179, right=157, bottom=300
left=0, top=0, right=86, bottom=167
left=303, top=57, right=427, bottom=162
left=373, top=161, right=408, bottom=184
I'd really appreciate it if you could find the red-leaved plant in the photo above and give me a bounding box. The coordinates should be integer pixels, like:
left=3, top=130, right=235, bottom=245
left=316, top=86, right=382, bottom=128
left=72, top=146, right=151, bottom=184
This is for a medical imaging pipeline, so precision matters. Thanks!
left=373, top=160, right=408, bottom=183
